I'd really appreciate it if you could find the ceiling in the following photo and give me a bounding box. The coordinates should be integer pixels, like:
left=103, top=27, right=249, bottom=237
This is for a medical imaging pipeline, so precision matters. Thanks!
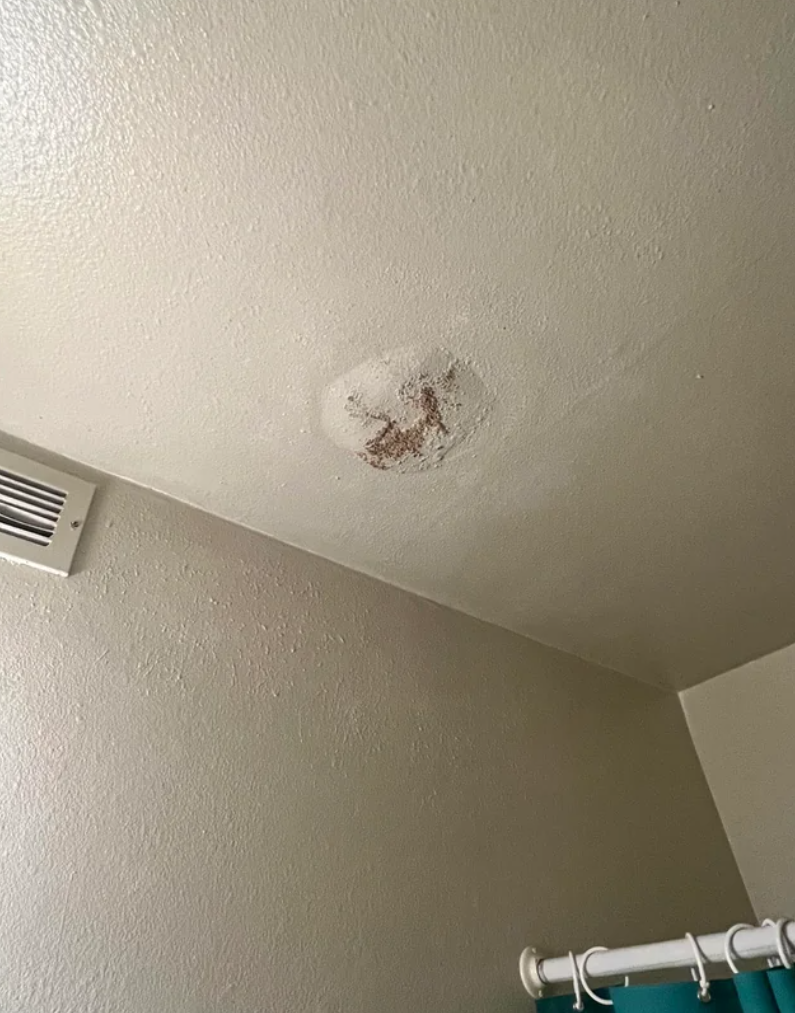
left=3, top=0, right=795, bottom=689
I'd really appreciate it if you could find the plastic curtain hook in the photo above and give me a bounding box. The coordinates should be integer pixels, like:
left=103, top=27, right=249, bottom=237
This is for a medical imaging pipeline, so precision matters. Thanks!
left=570, top=951, right=585, bottom=1012
left=686, top=932, right=711, bottom=1003
left=580, top=947, right=614, bottom=1007
left=724, top=924, right=755, bottom=975
left=762, top=920, right=779, bottom=968
left=761, top=919, right=794, bottom=968
left=772, top=919, right=794, bottom=969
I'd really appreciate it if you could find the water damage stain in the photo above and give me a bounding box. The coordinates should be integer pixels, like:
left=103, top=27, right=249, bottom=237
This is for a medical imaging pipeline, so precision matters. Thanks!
left=348, top=373, right=451, bottom=470
left=323, top=349, right=490, bottom=473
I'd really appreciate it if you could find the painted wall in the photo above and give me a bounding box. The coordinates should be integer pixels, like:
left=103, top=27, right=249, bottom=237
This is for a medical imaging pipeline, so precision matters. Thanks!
left=0, top=444, right=750, bottom=1012
left=682, top=645, right=795, bottom=917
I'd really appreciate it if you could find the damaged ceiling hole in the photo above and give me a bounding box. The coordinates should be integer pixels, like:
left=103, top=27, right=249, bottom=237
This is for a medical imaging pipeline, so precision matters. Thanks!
left=323, top=349, right=490, bottom=473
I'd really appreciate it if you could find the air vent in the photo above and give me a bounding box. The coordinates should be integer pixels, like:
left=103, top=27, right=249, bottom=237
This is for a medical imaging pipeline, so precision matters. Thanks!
left=0, top=449, right=95, bottom=576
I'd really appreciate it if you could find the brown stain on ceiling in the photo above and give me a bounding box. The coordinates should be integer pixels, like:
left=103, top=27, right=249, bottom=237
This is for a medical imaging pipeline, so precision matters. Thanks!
left=353, top=382, right=450, bottom=470
left=327, top=352, right=489, bottom=475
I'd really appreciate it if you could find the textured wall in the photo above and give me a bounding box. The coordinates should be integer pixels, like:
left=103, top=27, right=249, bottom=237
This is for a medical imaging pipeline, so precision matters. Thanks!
left=0, top=444, right=750, bottom=1012
left=683, top=645, right=795, bottom=918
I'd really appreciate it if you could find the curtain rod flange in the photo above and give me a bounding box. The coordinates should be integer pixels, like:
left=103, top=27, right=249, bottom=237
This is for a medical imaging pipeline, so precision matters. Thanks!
left=520, top=947, right=548, bottom=999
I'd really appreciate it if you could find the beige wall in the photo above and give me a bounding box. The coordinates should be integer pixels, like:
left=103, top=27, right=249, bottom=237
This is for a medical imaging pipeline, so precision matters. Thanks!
left=683, top=645, right=795, bottom=918
left=0, top=444, right=750, bottom=1013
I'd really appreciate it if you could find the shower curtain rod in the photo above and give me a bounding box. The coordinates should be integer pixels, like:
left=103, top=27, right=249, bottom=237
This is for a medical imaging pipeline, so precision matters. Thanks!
left=520, top=921, right=795, bottom=998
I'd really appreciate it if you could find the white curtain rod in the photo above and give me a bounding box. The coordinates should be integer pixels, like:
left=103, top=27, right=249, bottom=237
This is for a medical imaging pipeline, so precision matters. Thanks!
left=520, top=921, right=795, bottom=998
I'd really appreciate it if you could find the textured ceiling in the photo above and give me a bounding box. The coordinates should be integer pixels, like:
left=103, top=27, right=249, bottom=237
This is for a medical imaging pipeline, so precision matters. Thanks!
left=2, top=0, right=795, bottom=688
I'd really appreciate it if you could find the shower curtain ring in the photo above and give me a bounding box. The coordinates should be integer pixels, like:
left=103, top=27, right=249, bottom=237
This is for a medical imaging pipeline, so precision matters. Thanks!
left=761, top=920, right=781, bottom=967
left=685, top=932, right=711, bottom=1003
left=724, top=923, right=754, bottom=974
left=580, top=947, right=613, bottom=1006
left=772, top=919, right=793, bottom=969
left=761, top=919, right=794, bottom=968
left=569, top=951, right=585, bottom=1011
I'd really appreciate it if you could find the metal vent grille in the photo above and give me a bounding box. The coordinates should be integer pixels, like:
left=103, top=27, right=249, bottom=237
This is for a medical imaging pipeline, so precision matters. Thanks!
left=0, top=468, right=66, bottom=546
left=0, top=449, right=95, bottom=576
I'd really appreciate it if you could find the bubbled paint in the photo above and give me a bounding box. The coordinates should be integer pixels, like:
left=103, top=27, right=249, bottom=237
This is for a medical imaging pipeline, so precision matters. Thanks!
left=322, top=348, right=490, bottom=472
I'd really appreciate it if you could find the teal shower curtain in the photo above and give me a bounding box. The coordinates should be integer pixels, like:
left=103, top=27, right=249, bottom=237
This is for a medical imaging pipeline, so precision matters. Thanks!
left=538, top=969, right=795, bottom=1013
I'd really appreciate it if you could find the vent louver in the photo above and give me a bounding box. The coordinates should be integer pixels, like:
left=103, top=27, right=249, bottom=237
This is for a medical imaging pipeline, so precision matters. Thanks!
left=0, top=449, right=95, bottom=576
left=0, top=468, right=66, bottom=546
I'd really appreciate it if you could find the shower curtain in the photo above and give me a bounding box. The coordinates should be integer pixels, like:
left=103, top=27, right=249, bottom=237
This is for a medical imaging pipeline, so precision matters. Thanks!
left=538, top=967, right=795, bottom=1013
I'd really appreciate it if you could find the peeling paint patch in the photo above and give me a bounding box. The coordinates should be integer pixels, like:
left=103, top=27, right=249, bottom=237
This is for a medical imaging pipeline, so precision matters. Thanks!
left=323, top=349, right=490, bottom=473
